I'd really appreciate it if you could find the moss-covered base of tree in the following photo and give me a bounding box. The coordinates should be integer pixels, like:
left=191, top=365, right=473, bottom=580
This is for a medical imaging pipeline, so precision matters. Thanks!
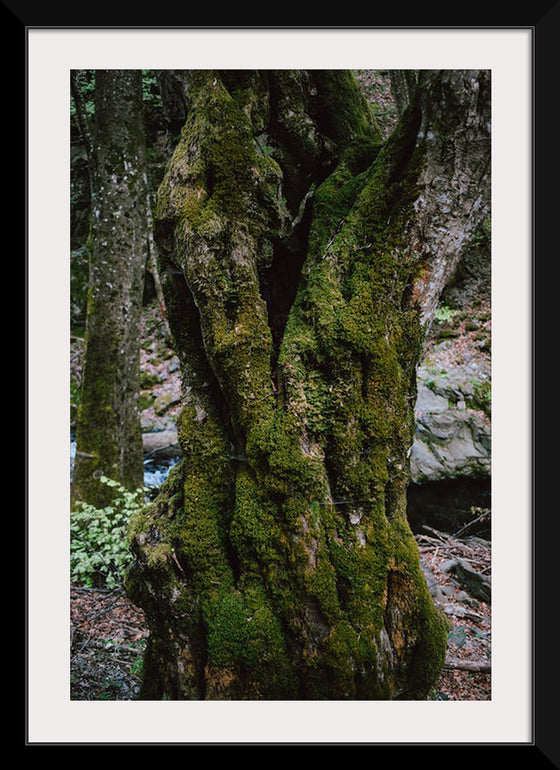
left=126, top=454, right=448, bottom=700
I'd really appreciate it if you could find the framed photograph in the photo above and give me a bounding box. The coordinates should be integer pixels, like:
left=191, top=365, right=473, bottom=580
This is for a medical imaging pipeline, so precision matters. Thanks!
left=23, top=21, right=546, bottom=753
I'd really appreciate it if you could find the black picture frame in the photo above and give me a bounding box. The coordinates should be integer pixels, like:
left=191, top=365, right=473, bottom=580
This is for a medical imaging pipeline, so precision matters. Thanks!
left=18, top=12, right=555, bottom=759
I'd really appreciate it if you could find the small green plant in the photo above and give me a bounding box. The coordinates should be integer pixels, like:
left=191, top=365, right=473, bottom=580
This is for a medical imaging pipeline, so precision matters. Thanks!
left=130, top=641, right=147, bottom=678
left=70, top=476, right=147, bottom=589
left=471, top=216, right=491, bottom=250
left=141, top=70, right=163, bottom=109
left=434, top=305, right=459, bottom=324
left=427, top=687, right=449, bottom=701
left=469, top=379, right=492, bottom=417
left=70, top=70, right=96, bottom=121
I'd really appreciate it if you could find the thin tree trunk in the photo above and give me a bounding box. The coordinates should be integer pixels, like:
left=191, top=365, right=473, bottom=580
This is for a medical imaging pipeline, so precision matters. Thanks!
left=146, top=189, right=172, bottom=339
left=72, top=70, right=149, bottom=508
left=126, top=69, right=490, bottom=700
left=389, top=70, right=418, bottom=116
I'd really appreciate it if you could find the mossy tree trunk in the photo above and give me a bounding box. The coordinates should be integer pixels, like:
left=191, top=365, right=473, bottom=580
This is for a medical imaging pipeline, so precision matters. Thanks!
left=72, top=70, right=149, bottom=508
left=126, top=70, right=490, bottom=700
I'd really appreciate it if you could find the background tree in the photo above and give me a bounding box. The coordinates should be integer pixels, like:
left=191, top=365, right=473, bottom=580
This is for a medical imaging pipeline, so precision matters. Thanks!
left=125, top=69, right=491, bottom=700
left=389, top=70, right=418, bottom=116
left=71, top=70, right=149, bottom=508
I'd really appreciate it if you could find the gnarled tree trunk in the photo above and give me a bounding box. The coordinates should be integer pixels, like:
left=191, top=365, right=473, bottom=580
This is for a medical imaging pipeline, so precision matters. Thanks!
left=126, top=69, right=490, bottom=700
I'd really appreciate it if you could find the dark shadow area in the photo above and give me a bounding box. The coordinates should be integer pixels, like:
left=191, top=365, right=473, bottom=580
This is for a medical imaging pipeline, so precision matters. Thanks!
left=259, top=227, right=311, bottom=360
left=407, top=477, right=491, bottom=539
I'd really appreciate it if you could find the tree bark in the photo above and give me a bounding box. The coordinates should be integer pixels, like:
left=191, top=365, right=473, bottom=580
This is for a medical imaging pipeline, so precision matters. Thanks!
left=72, top=70, right=149, bottom=508
left=145, top=188, right=172, bottom=339
left=389, top=70, right=418, bottom=116
left=126, top=69, right=490, bottom=700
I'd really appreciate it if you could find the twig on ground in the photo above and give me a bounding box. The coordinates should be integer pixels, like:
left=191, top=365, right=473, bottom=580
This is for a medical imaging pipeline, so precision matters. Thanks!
left=453, top=509, right=490, bottom=538
left=89, top=639, right=146, bottom=656
left=443, top=657, right=491, bottom=673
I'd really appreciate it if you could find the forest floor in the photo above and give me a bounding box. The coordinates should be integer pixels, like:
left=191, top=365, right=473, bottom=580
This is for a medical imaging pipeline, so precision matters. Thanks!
left=70, top=524, right=491, bottom=701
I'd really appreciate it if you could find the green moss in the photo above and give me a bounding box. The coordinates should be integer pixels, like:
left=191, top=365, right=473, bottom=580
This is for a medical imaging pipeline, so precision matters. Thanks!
left=171, top=402, right=236, bottom=596
left=468, top=379, right=492, bottom=418
left=267, top=92, right=446, bottom=698
left=305, top=161, right=369, bottom=265
left=156, top=71, right=261, bottom=227
left=438, top=328, right=459, bottom=340
left=145, top=542, right=173, bottom=569
left=407, top=600, right=449, bottom=697
left=139, top=368, right=160, bottom=387
left=136, top=392, right=153, bottom=412
left=311, top=70, right=383, bottom=173
left=230, top=467, right=285, bottom=568
left=266, top=418, right=324, bottom=495
left=156, top=72, right=285, bottom=442
left=301, top=370, right=334, bottom=437
left=206, top=585, right=296, bottom=698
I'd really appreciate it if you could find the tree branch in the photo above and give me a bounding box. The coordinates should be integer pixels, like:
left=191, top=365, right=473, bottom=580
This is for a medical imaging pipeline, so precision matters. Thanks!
left=443, top=657, right=491, bottom=673
left=146, top=189, right=172, bottom=339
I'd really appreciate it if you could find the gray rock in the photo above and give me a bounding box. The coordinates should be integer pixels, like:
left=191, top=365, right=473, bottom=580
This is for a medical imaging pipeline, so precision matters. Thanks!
left=141, top=414, right=160, bottom=431
left=454, top=559, right=491, bottom=604
left=153, top=391, right=181, bottom=415
left=142, top=428, right=181, bottom=459
left=415, top=382, right=449, bottom=413
left=410, top=363, right=491, bottom=483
